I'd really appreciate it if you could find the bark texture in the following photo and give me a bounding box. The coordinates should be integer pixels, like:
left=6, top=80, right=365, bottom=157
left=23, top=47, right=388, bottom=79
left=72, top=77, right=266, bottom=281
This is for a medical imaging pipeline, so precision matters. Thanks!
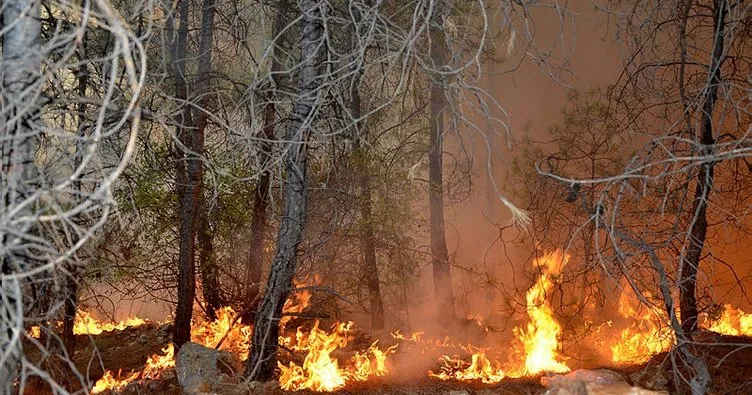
left=346, top=1, right=384, bottom=331
left=679, top=0, right=726, bottom=338
left=62, top=40, right=90, bottom=356
left=242, top=0, right=288, bottom=323
left=351, top=74, right=385, bottom=331
left=0, top=0, right=42, bottom=388
left=428, top=0, right=456, bottom=326
left=171, top=0, right=200, bottom=349
left=244, top=0, right=322, bottom=381
left=194, top=0, right=222, bottom=321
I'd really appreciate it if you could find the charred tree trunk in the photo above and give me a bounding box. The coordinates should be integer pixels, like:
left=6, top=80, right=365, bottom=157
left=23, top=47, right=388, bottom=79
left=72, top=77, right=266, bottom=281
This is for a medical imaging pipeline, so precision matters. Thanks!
left=62, top=39, right=90, bottom=357
left=679, top=0, right=726, bottom=338
left=0, top=0, right=41, bottom=388
left=193, top=0, right=222, bottom=321
left=242, top=1, right=287, bottom=323
left=198, top=195, right=222, bottom=320
left=345, top=0, right=384, bottom=331
left=355, top=143, right=385, bottom=330
left=350, top=68, right=385, bottom=332
left=428, top=0, right=456, bottom=327
left=170, top=0, right=200, bottom=349
left=244, top=0, right=322, bottom=381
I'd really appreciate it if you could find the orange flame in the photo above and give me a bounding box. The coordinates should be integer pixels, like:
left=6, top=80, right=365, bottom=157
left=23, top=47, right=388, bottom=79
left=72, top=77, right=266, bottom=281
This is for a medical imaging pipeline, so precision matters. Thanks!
left=429, top=348, right=506, bottom=383
left=91, top=370, right=139, bottom=394
left=610, top=290, right=674, bottom=364
left=91, top=345, right=174, bottom=392
left=192, top=306, right=252, bottom=360
left=278, top=320, right=396, bottom=391
left=74, top=310, right=146, bottom=335
left=706, top=304, right=752, bottom=336
left=280, top=276, right=316, bottom=331
left=141, top=344, right=176, bottom=378
left=514, top=250, right=570, bottom=375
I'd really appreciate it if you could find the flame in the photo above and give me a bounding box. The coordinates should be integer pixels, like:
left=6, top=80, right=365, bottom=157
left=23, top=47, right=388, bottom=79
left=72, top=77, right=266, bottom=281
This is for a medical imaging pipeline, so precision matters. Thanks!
left=85, top=285, right=318, bottom=393
left=278, top=320, right=396, bottom=391
left=91, top=345, right=174, bottom=392
left=514, top=251, right=570, bottom=375
left=91, top=370, right=139, bottom=394
left=430, top=251, right=570, bottom=381
left=191, top=306, right=252, bottom=360
left=429, top=348, right=506, bottom=383
left=706, top=304, right=752, bottom=336
left=280, top=277, right=316, bottom=330
left=74, top=310, right=146, bottom=335
left=141, top=344, right=176, bottom=378
left=350, top=340, right=396, bottom=380
left=409, top=331, right=425, bottom=342
left=610, top=290, right=674, bottom=364
left=28, top=326, right=41, bottom=338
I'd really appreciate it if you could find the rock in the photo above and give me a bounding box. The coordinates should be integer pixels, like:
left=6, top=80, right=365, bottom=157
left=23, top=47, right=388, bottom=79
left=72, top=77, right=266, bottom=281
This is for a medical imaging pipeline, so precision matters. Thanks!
left=630, top=363, right=670, bottom=391
left=176, top=342, right=243, bottom=394
left=542, top=369, right=667, bottom=395
left=542, top=369, right=624, bottom=387
left=138, top=334, right=148, bottom=344
left=543, top=379, right=587, bottom=395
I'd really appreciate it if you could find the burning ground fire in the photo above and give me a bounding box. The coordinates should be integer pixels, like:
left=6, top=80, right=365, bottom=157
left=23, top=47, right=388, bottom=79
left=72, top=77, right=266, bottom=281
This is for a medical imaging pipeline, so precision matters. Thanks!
left=429, top=250, right=570, bottom=383
left=609, top=290, right=674, bottom=364
left=278, top=321, right=396, bottom=391
left=48, top=251, right=752, bottom=393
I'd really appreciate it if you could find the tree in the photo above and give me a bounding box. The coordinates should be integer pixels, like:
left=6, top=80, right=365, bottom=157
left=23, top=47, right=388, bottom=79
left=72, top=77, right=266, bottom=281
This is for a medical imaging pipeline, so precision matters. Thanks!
left=1, top=0, right=145, bottom=389
left=242, top=0, right=289, bottom=323
left=194, top=0, right=223, bottom=322
left=245, top=0, right=324, bottom=380
left=347, top=1, right=386, bottom=331
left=1, top=0, right=42, bottom=388
left=537, top=0, right=751, bottom=392
left=679, top=0, right=727, bottom=337
left=428, top=0, right=458, bottom=326
left=168, top=0, right=201, bottom=349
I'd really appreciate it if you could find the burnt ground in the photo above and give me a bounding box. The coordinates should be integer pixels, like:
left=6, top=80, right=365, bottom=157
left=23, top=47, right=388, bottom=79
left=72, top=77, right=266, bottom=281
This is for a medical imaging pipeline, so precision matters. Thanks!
left=19, top=325, right=752, bottom=395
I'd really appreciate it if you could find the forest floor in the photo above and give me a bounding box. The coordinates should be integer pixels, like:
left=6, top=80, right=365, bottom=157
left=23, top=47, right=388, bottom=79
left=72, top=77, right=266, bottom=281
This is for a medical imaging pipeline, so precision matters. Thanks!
left=21, top=323, right=752, bottom=394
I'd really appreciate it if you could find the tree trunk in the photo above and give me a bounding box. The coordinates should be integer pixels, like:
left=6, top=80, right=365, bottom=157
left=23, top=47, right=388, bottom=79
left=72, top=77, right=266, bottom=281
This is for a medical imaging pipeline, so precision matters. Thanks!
left=62, top=40, right=90, bottom=357
left=242, top=2, right=287, bottom=323
left=356, top=149, right=385, bottom=330
left=198, top=195, right=222, bottom=320
left=193, top=0, right=222, bottom=322
left=244, top=0, right=322, bottom=381
left=0, top=0, right=41, bottom=389
left=344, top=0, right=384, bottom=331
left=679, top=0, right=726, bottom=338
left=170, top=0, right=200, bottom=349
left=428, top=0, right=456, bottom=327
left=350, top=65, right=385, bottom=331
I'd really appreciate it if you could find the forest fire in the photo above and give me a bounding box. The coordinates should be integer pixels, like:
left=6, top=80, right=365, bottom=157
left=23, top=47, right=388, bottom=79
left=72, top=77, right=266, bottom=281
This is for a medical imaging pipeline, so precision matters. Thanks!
left=91, top=371, right=140, bottom=394
left=515, top=251, right=570, bottom=375
left=191, top=306, right=252, bottom=359
left=278, top=321, right=396, bottom=391
left=82, top=252, right=752, bottom=393
left=610, top=290, right=674, bottom=364
left=74, top=311, right=147, bottom=335
left=429, top=251, right=571, bottom=383
left=429, top=348, right=506, bottom=383
left=706, top=304, right=752, bottom=337
left=91, top=345, right=174, bottom=393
